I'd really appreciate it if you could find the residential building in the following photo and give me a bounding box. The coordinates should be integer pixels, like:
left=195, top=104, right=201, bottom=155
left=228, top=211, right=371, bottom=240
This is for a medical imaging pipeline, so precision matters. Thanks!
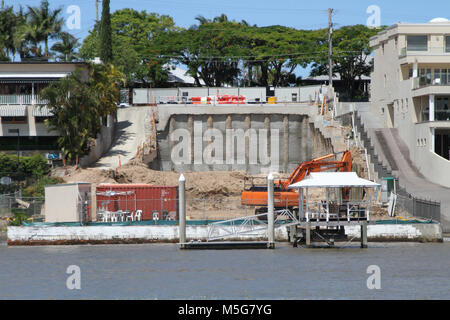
left=0, top=62, right=88, bottom=153
left=370, top=18, right=450, bottom=187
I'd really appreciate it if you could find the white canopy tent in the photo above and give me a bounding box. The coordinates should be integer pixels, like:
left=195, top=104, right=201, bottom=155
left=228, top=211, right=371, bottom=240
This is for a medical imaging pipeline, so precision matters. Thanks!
left=288, top=172, right=380, bottom=189
left=288, top=172, right=380, bottom=222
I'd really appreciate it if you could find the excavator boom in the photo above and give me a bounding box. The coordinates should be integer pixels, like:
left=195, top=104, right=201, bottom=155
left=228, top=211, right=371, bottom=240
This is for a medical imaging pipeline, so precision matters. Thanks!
left=241, top=150, right=353, bottom=208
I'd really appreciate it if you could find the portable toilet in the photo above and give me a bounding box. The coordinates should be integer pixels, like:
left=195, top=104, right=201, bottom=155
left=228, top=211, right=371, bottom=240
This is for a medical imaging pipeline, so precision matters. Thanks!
left=381, top=177, right=396, bottom=203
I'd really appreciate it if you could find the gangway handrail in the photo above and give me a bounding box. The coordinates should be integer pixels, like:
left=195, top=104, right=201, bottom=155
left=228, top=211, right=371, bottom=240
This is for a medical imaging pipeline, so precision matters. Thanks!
left=206, top=209, right=299, bottom=242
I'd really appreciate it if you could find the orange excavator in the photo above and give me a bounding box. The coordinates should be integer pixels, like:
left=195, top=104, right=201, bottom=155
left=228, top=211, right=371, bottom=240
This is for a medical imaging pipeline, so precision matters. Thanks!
left=241, top=150, right=353, bottom=214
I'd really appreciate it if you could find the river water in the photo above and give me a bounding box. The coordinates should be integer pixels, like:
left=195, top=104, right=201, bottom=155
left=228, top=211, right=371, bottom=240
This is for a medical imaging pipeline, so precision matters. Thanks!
left=1, top=242, right=449, bottom=299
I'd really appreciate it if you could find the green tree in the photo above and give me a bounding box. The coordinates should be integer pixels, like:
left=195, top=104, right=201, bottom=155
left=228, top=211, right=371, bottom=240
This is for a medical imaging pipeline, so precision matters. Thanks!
left=309, top=25, right=381, bottom=99
left=51, top=32, right=80, bottom=61
left=0, top=6, right=17, bottom=60
left=80, top=8, right=177, bottom=85
left=26, top=0, right=63, bottom=57
left=99, top=0, right=112, bottom=63
left=40, top=64, right=124, bottom=164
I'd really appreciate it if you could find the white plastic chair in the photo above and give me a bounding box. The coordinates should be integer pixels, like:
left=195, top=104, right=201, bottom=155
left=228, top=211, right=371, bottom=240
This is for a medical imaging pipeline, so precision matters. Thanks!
left=134, top=210, right=142, bottom=221
left=101, top=211, right=110, bottom=222
left=111, top=212, right=119, bottom=222
left=126, top=211, right=134, bottom=222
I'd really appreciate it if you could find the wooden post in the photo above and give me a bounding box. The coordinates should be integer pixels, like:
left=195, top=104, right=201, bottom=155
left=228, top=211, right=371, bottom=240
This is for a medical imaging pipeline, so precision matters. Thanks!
left=361, top=221, right=368, bottom=248
left=179, top=174, right=186, bottom=248
left=305, top=221, right=311, bottom=248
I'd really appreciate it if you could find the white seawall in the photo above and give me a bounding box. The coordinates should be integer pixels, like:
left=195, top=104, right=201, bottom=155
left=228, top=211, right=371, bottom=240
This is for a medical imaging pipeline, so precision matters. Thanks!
left=7, top=223, right=442, bottom=245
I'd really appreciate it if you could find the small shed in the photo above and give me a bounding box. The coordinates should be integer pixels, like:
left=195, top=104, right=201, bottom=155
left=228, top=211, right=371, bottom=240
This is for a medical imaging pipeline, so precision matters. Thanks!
left=44, top=183, right=92, bottom=223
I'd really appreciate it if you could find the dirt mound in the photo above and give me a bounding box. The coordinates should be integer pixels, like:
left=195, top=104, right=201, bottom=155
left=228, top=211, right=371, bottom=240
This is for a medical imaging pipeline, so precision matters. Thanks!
left=65, top=163, right=248, bottom=199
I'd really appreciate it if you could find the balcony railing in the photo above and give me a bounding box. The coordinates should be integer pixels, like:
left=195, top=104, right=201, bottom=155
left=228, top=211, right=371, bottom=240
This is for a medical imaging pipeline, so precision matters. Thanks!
left=0, top=94, right=48, bottom=105
left=400, top=46, right=450, bottom=57
left=412, top=75, right=450, bottom=90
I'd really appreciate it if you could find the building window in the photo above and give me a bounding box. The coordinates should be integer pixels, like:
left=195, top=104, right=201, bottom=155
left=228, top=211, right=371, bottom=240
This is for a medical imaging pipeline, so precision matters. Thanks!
left=1, top=116, right=27, bottom=124
left=446, top=36, right=450, bottom=53
left=407, top=35, right=428, bottom=51
left=35, top=116, right=49, bottom=123
left=436, top=97, right=450, bottom=121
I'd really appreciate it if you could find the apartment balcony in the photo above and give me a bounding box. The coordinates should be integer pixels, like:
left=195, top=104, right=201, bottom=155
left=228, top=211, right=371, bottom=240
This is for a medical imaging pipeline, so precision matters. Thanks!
left=399, top=47, right=450, bottom=64
left=0, top=94, right=48, bottom=105
left=412, top=75, right=450, bottom=97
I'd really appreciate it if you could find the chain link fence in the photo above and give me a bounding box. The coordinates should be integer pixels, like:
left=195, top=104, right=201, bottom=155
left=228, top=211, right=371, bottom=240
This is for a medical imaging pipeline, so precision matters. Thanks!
left=0, top=193, right=45, bottom=218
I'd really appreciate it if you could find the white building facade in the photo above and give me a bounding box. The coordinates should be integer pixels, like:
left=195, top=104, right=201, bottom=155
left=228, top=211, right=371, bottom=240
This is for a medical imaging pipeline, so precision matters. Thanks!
left=370, top=19, right=450, bottom=187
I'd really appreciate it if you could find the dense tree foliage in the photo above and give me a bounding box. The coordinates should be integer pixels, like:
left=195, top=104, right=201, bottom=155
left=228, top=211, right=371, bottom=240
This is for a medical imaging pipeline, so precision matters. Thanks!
left=310, top=25, right=380, bottom=99
left=40, top=64, right=125, bottom=164
left=79, top=8, right=177, bottom=85
left=99, top=0, right=112, bottom=63
left=0, top=0, right=78, bottom=61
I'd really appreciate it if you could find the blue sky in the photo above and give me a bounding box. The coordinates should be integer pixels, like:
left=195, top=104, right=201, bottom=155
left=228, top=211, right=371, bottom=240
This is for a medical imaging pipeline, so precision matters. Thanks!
left=7, top=0, right=450, bottom=76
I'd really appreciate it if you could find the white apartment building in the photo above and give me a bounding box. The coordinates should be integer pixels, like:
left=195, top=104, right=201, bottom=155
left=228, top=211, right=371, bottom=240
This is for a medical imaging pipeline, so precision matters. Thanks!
left=0, top=62, right=88, bottom=152
left=370, top=18, right=450, bottom=187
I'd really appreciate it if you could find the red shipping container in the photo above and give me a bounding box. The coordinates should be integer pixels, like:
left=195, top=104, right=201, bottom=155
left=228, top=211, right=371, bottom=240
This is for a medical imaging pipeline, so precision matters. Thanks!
left=96, top=184, right=178, bottom=221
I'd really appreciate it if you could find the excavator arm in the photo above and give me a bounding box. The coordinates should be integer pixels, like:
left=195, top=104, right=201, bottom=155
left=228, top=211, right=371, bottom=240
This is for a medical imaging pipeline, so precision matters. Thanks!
left=278, top=150, right=352, bottom=190
left=241, top=150, right=353, bottom=208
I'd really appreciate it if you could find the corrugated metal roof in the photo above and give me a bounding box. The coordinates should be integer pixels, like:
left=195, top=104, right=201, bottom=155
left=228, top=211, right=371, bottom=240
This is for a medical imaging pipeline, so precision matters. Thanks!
left=32, top=106, right=53, bottom=117
left=0, top=105, right=27, bottom=117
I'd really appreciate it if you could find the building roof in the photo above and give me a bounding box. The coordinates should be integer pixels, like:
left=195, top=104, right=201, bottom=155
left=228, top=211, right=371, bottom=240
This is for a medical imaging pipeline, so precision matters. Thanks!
left=167, top=65, right=205, bottom=85
left=288, top=172, right=380, bottom=189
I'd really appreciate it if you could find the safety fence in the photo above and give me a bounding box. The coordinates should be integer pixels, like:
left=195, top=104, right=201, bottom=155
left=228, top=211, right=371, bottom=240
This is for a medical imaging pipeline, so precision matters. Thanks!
left=95, top=197, right=278, bottom=223
left=395, top=192, right=441, bottom=222
left=0, top=194, right=44, bottom=218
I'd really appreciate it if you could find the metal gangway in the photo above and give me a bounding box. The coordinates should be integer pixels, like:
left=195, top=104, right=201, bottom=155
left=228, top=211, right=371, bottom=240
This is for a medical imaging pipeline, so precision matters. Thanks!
left=206, top=209, right=299, bottom=242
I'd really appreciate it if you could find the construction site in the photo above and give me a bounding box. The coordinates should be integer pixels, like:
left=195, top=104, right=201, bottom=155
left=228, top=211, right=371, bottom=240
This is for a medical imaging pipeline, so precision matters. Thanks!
left=56, top=99, right=386, bottom=221
left=3, top=90, right=445, bottom=247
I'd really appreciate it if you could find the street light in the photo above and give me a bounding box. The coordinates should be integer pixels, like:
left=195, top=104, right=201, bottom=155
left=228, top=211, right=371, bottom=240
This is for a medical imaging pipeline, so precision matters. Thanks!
left=8, top=128, right=20, bottom=171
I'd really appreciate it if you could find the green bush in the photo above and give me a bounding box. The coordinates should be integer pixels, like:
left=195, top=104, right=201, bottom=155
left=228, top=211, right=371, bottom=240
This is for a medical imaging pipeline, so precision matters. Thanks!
left=22, top=176, right=64, bottom=198
left=8, top=212, right=29, bottom=226
left=0, top=152, right=49, bottom=179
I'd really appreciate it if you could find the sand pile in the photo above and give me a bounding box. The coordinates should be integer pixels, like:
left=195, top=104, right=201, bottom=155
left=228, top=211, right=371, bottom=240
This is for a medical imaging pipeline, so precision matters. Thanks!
left=61, top=143, right=384, bottom=219
left=65, top=162, right=249, bottom=199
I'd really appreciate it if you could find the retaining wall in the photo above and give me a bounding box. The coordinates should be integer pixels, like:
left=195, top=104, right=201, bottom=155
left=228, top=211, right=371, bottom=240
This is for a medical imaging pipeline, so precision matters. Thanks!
left=7, top=223, right=442, bottom=245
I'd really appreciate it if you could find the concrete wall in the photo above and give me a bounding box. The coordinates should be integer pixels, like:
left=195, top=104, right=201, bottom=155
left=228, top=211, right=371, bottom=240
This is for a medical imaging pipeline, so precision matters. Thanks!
left=79, top=114, right=115, bottom=168
left=7, top=223, right=443, bottom=244
left=154, top=105, right=315, bottom=174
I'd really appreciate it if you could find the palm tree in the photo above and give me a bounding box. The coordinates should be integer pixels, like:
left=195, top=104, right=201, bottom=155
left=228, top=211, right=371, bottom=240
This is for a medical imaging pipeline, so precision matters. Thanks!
left=14, top=22, right=43, bottom=58
left=27, top=0, right=63, bottom=57
left=0, top=6, right=18, bottom=59
left=51, top=32, right=80, bottom=62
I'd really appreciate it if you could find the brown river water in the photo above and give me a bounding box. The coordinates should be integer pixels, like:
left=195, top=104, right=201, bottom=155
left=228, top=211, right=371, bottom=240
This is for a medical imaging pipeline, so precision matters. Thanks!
left=1, top=242, right=449, bottom=299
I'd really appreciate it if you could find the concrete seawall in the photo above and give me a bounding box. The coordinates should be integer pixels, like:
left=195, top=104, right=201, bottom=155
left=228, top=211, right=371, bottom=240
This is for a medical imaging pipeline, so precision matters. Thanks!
left=154, top=104, right=334, bottom=174
left=7, top=223, right=443, bottom=245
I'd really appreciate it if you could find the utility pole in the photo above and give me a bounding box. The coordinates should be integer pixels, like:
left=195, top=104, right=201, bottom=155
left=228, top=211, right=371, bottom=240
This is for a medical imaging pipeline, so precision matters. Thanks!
left=328, top=8, right=334, bottom=87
